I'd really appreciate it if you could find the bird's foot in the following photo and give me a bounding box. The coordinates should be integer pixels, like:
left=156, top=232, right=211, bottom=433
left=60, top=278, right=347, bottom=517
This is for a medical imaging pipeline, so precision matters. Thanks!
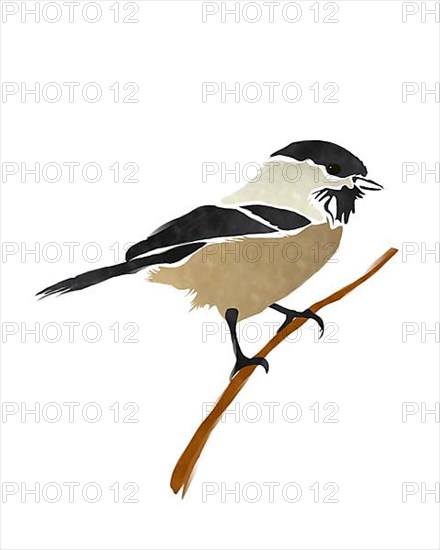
left=229, top=351, right=269, bottom=381
left=275, top=307, right=325, bottom=337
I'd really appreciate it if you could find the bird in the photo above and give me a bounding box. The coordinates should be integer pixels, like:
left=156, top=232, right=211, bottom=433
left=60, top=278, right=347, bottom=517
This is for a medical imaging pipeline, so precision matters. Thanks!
left=37, top=140, right=383, bottom=380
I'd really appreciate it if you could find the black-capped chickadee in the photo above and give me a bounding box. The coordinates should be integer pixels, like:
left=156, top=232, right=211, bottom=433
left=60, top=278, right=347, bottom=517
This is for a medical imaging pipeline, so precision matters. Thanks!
left=37, top=140, right=383, bottom=379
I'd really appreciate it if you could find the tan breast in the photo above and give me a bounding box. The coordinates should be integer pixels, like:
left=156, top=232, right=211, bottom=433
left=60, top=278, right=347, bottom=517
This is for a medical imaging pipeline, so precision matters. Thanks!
left=148, top=223, right=342, bottom=321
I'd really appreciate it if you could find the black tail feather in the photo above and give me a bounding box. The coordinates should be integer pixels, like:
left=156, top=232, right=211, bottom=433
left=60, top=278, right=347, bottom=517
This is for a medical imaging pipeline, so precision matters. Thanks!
left=36, top=262, right=133, bottom=298
left=37, top=242, right=205, bottom=299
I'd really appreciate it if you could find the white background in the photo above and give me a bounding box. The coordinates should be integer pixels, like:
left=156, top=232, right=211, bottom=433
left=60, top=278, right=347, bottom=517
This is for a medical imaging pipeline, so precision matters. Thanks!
left=1, top=1, right=439, bottom=549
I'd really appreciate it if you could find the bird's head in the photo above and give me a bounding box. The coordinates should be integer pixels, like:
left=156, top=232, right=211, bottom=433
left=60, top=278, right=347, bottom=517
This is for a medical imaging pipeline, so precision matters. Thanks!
left=270, top=140, right=383, bottom=224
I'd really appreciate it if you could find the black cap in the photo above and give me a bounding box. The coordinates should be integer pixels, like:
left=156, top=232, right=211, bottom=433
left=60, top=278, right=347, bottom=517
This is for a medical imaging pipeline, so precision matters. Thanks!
left=271, top=140, right=367, bottom=178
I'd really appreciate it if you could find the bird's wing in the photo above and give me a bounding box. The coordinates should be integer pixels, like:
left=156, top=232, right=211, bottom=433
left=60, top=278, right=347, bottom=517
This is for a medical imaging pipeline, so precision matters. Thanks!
left=125, top=204, right=312, bottom=261
left=37, top=205, right=312, bottom=299
left=125, top=205, right=275, bottom=261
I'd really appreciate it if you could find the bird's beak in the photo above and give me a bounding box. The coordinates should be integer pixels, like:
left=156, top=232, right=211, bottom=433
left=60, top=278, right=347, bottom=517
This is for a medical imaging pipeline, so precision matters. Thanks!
left=353, top=176, right=384, bottom=191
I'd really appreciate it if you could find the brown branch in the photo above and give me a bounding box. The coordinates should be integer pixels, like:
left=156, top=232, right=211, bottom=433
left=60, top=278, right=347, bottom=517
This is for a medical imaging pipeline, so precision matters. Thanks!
left=170, top=247, right=398, bottom=497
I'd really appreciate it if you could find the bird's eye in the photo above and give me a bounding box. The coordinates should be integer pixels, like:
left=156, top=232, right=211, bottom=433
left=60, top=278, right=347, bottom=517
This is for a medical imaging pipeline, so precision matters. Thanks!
left=326, top=163, right=341, bottom=176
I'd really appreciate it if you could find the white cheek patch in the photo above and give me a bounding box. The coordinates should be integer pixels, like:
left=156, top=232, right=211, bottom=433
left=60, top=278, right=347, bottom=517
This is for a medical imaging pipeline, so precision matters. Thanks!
left=221, top=158, right=357, bottom=225
left=271, top=156, right=354, bottom=188
left=317, top=177, right=355, bottom=192
left=222, top=160, right=326, bottom=222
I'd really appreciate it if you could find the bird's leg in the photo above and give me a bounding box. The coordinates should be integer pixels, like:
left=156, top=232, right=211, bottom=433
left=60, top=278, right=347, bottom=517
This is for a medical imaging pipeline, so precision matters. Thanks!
left=270, top=303, right=325, bottom=337
left=225, top=308, right=269, bottom=380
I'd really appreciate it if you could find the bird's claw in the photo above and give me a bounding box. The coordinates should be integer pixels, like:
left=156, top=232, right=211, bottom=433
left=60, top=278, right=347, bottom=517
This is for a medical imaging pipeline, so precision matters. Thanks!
left=276, top=308, right=325, bottom=338
left=229, top=354, right=269, bottom=380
